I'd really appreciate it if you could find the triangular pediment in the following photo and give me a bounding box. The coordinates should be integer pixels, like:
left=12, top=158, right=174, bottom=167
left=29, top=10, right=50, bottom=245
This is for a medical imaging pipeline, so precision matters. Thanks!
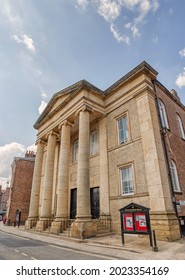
left=34, top=80, right=103, bottom=129
left=119, top=203, right=150, bottom=212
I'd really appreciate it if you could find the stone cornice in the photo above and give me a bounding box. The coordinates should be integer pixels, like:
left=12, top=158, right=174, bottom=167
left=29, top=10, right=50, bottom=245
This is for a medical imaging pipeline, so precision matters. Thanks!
left=104, top=61, right=158, bottom=96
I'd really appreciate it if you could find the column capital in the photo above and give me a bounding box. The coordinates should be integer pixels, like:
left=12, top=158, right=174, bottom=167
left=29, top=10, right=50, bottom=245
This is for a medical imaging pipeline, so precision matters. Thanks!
left=58, top=120, right=74, bottom=130
left=36, top=138, right=46, bottom=145
left=46, top=130, right=59, bottom=140
left=75, top=104, right=94, bottom=116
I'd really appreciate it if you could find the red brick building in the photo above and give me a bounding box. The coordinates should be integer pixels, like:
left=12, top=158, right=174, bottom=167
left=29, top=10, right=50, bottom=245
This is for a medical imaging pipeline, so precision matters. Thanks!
left=155, top=81, right=185, bottom=236
left=6, top=151, right=35, bottom=225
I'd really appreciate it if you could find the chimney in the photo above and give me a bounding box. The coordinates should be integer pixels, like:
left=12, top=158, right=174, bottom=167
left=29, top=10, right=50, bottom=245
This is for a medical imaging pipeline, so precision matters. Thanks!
left=171, top=89, right=180, bottom=101
left=25, top=150, right=36, bottom=158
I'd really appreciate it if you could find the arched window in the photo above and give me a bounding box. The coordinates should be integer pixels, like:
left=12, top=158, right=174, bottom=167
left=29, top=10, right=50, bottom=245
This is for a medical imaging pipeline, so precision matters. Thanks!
left=177, top=114, right=185, bottom=139
left=158, top=99, right=169, bottom=129
left=170, top=160, right=181, bottom=192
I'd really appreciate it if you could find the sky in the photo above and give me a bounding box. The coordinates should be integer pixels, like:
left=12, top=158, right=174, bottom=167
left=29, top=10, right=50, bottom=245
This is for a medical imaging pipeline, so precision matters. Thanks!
left=0, top=0, right=185, bottom=188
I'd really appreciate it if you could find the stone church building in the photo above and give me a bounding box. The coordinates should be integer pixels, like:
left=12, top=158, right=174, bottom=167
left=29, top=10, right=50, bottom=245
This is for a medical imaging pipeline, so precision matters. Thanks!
left=26, top=61, right=185, bottom=241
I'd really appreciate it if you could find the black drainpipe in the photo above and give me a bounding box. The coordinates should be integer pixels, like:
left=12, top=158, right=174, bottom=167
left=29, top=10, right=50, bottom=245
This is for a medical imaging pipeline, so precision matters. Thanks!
left=152, top=79, right=181, bottom=237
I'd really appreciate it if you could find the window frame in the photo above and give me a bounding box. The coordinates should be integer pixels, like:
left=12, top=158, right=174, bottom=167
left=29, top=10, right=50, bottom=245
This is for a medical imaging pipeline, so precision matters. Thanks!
left=170, top=160, right=181, bottom=192
left=120, top=164, right=134, bottom=196
left=158, top=99, right=169, bottom=129
left=177, top=114, right=185, bottom=140
left=90, top=130, right=98, bottom=156
left=73, top=140, right=79, bottom=163
left=117, top=114, right=129, bottom=145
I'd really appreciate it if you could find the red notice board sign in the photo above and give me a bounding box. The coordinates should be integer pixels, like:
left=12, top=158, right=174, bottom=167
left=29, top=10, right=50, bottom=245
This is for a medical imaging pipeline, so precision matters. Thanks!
left=123, top=213, right=134, bottom=231
left=120, top=203, right=152, bottom=247
left=135, top=212, right=147, bottom=232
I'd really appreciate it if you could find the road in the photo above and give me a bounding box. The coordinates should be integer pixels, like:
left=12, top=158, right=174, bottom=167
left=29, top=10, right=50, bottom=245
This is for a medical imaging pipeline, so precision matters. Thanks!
left=0, top=231, right=112, bottom=260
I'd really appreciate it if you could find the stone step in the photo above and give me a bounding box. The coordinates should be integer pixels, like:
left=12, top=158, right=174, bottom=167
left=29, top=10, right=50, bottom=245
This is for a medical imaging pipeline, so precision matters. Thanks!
left=59, top=232, right=70, bottom=237
left=96, top=232, right=114, bottom=237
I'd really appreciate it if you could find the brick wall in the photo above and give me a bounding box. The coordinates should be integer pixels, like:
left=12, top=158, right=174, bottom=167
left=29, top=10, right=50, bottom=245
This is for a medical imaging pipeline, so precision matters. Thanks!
left=7, top=157, right=35, bottom=225
left=155, top=83, right=185, bottom=218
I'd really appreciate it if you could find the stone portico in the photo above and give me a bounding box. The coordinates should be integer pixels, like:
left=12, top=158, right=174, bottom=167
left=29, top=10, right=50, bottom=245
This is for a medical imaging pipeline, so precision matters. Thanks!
left=26, top=62, right=181, bottom=241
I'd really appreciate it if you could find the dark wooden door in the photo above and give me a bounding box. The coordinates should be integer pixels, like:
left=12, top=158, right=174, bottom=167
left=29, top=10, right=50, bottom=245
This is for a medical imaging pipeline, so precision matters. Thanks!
left=70, top=188, right=77, bottom=219
left=90, top=187, right=100, bottom=219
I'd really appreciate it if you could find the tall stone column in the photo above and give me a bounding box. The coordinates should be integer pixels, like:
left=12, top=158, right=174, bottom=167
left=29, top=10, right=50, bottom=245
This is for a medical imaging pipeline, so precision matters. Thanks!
left=99, top=118, right=111, bottom=230
left=71, top=105, right=95, bottom=239
left=25, top=140, right=44, bottom=229
left=36, top=131, right=57, bottom=231
left=51, top=120, right=72, bottom=234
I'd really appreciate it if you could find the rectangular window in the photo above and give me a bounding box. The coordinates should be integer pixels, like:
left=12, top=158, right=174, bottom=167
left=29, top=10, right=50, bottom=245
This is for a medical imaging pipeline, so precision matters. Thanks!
left=90, top=130, right=98, bottom=155
left=177, top=115, right=185, bottom=140
left=170, top=160, right=181, bottom=192
left=73, top=140, right=78, bottom=162
left=120, top=165, right=134, bottom=195
left=117, top=115, right=128, bottom=144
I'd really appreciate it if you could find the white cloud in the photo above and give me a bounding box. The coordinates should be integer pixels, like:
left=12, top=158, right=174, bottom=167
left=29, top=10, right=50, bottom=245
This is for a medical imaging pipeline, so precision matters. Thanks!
left=1, top=0, right=23, bottom=30
left=39, top=100, right=48, bottom=114
left=76, top=0, right=89, bottom=10
left=0, top=142, right=25, bottom=178
left=110, top=23, right=130, bottom=44
left=0, top=142, right=37, bottom=189
left=176, top=70, right=185, bottom=88
left=125, top=22, right=140, bottom=37
left=75, top=0, right=159, bottom=44
left=39, top=87, right=48, bottom=99
left=11, top=34, right=36, bottom=52
left=34, top=69, right=42, bottom=76
left=179, top=48, right=185, bottom=58
left=152, top=35, right=158, bottom=43
left=97, top=0, right=121, bottom=22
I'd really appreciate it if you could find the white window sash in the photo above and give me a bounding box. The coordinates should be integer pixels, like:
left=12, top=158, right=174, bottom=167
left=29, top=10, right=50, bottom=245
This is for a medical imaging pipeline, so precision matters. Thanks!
left=73, top=141, right=78, bottom=162
left=170, top=161, right=180, bottom=192
left=90, top=131, right=98, bottom=155
left=158, top=100, right=169, bottom=129
left=120, top=166, right=134, bottom=195
left=118, top=116, right=128, bottom=144
left=177, top=115, right=185, bottom=139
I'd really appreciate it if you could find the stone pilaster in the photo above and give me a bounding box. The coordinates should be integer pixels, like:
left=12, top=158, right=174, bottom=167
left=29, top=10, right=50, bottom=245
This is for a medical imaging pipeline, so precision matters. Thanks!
left=51, top=121, right=73, bottom=234
left=36, top=131, right=57, bottom=231
left=70, top=105, right=95, bottom=239
left=99, top=118, right=111, bottom=227
left=136, top=90, right=180, bottom=240
left=25, top=140, right=44, bottom=229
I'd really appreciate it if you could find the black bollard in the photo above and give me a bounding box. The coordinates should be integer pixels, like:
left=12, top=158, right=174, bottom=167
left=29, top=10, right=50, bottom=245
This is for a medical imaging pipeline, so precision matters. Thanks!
left=152, top=230, right=158, bottom=252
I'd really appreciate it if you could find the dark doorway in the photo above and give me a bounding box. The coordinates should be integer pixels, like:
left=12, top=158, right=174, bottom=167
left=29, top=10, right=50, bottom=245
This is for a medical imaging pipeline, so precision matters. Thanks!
left=90, top=187, right=100, bottom=219
left=70, top=188, right=77, bottom=219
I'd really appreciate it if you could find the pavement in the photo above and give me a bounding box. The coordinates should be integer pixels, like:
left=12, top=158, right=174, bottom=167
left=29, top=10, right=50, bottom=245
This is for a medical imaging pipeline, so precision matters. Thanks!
left=0, top=222, right=185, bottom=260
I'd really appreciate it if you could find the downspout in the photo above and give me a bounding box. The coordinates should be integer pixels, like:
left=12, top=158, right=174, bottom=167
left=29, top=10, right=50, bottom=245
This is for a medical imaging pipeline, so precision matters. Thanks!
left=152, top=79, right=181, bottom=236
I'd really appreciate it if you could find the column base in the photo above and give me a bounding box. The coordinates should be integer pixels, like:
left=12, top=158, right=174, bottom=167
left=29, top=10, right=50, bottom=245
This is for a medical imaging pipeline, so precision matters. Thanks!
left=25, top=217, right=38, bottom=230
left=50, top=218, right=69, bottom=235
left=70, top=219, right=96, bottom=239
left=150, top=211, right=181, bottom=241
left=36, top=218, right=53, bottom=232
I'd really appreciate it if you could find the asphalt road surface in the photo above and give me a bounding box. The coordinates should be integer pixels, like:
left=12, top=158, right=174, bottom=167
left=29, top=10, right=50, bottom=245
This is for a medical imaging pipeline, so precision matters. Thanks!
left=0, top=231, right=111, bottom=260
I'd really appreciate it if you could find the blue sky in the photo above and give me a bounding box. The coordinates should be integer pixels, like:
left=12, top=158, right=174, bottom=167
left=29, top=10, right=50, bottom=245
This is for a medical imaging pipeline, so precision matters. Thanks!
left=0, top=0, right=185, bottom=187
